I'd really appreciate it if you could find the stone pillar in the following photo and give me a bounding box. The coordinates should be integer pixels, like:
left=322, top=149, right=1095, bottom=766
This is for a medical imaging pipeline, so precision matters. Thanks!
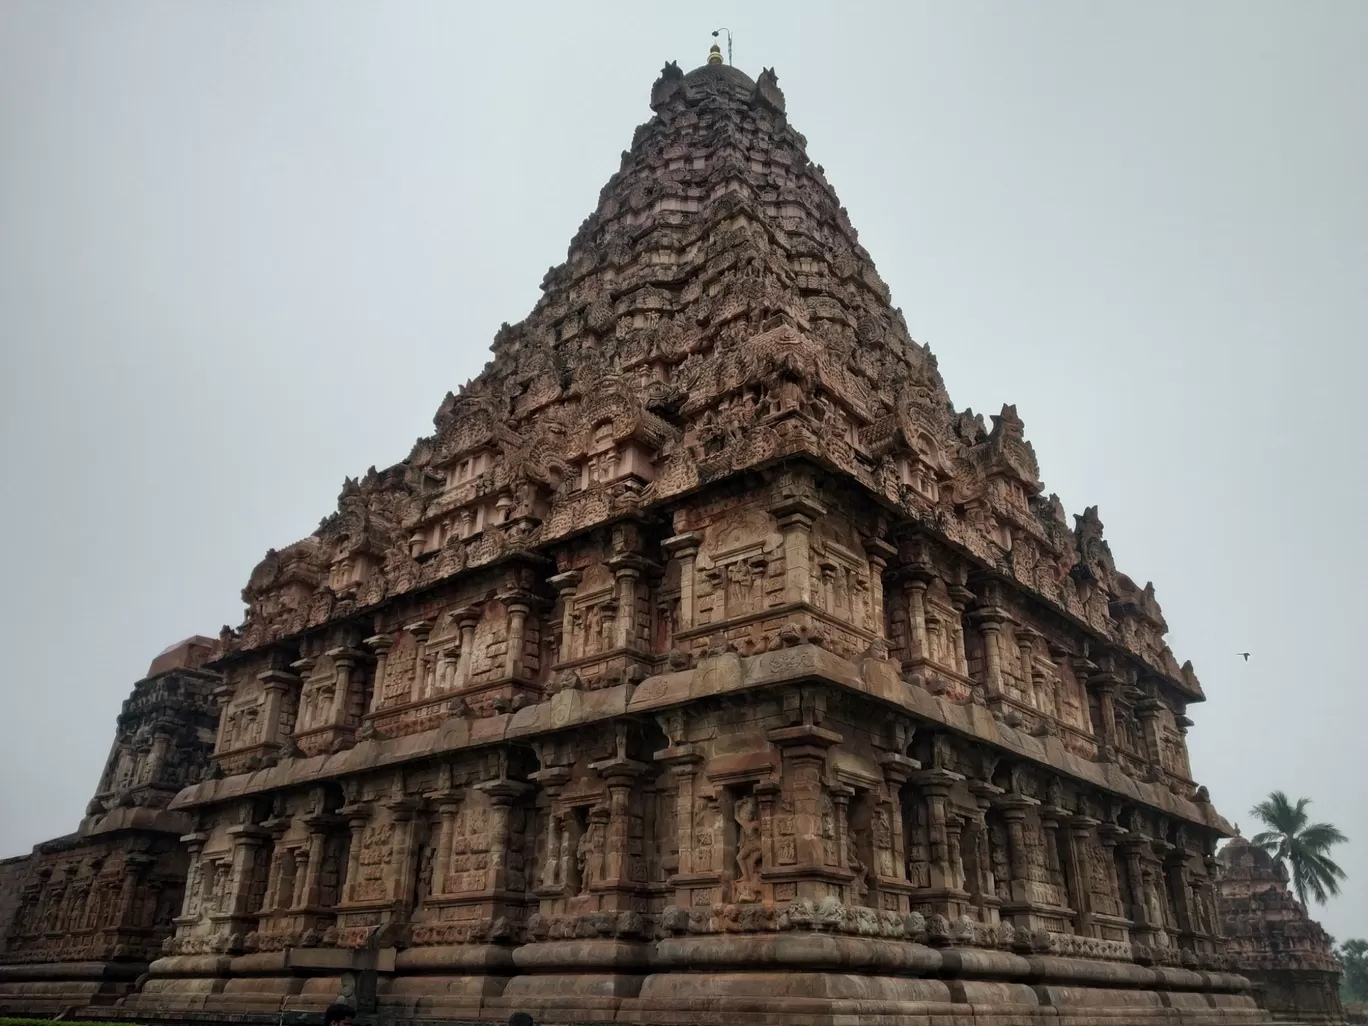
left=328, top=647, right=359, bottom=725
left=913, top=768, right=963, bottom=893
left=261, top=846, right=287, bottom=912
left=364, top=634, right=393, bottom=714
left=1015, top=628, right=1040, bottom=707
left=1174, top=715, right=1194, bottom=777
left=475, top=778, right=533, bottom=893
left=973, top=614, right=1007, bottom=699
left=429, top=796, right=460, bottom=896
left=755, top=779, right=782, bottom=875
left=903, top=576, right=930, bottom=662
left=455, top=609, right=480, bottom=687
left=541, top=808, right=563, bottom=890
left=1089, top=672, right=1120, bottom=756
left=178, top=832, right=209, bottom=919
left=771, top=492, right=826, bottom=606
left=300, top=814, right=334, bottom=908
left=1121, top=837, right=1152, bottom=934
left=436, top=648, right=458, bottom=692
left=767, top=723, right=842, bottom=879
left=1039, top=809, right=1067, bottom=902
left=863, top=538, right=895, bottom=639
left=257, top=669, right=298, bottom=745
left=116, top=854, right=153, bottom=927
left=656, top=747, right=704, bottom=884
left=504, top=601, right=530, bottom=679
left=212, top=685, right=234, bottom=754
left=878, top=752, right=919, bottom=884
left=530, top=764, right=571, bottom=892
left=997, top=795, right=1039, bottom=905
left=1097, top=822, right=1128, bottom=923
left=831, top=785, right=854, bottom=871
left=549, top=571, right=582, bottom=663
left=1165, top=849, right=1195, bottom=937
left=386, top=794, right=422, bottom=911
left=1136, top=698, right=1165, bottom=772
left=946, top=815, right=966, bottom=894
left=146, top=727, right=172, bottom=785
left=225, top=823, right=269, bottom=917
left=290, top=847, right=310, bottom=909
left=1063, top=816, right=1099, bottom=937
left=609, top=557, right=649, bottom=651
left=946, top=583, right=973, bottom=675
left=406, top=621, right=434, bottom=703
left=589, top=743, right=648, bottom=895
left=663, top=534, right=702, bottom=632
left=340, top=805, right=371, bottom=903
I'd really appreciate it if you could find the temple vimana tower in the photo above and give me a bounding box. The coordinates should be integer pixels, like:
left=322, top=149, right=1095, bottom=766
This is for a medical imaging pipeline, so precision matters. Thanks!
left=2, top=49, right=1279, bottom=1025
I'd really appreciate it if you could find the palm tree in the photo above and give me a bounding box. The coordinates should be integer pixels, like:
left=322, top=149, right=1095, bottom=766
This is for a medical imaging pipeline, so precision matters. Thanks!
left=1249, top=791, right=1348, bottom=908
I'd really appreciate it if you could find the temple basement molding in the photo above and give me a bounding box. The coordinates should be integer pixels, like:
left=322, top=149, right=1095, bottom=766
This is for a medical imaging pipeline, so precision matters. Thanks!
left=0, top=47, right=1311, bottom=1026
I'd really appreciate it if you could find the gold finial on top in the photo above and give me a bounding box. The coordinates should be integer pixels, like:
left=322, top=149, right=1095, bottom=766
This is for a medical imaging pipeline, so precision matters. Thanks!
left=707, top=42, right=723, bottom=65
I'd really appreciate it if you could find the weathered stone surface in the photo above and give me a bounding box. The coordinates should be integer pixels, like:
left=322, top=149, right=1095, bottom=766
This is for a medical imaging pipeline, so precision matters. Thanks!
left=7, top=48, right=1279, bottom=1026
left=1217, top=835, right=1346, bottom=1024
left=0, top=637, right=220, bottom=1015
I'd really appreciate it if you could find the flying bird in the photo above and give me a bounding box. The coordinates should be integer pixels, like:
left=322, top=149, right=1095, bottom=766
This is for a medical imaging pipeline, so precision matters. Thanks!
left=1237, top=652, right=1250, bottom=661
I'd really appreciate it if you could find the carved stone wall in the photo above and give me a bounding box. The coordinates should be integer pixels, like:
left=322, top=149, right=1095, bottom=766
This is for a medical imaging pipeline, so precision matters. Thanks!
left=0, top=638, right=220, bottom=1015
left=1216, top=836, right=1345, bottom=1024
left=13, top=50, right=1268, bottom=1026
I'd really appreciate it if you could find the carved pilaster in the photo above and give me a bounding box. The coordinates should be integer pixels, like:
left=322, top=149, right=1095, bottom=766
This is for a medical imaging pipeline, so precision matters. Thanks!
left=405, top=620, right=434, bottom=703
left=454, top=607, right=481, bottom=687
left=257, top=669, right=298, bottom=745
left=363, top=634, right=393, bottom=714
left=662, top=533, right=702, bottom=633
left=770, top=488, right=825, bottom=606
left=549, top=571, right=582, bottom=663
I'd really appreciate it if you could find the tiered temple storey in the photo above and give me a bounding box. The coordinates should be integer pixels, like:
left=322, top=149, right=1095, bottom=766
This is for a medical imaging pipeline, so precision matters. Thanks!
left=127, top=51, right=1264, bottom=1024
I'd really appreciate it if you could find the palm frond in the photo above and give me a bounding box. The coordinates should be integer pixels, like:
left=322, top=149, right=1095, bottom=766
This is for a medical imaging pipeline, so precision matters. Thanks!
left=1300, top=849, right=1347, bottom=885
left=1299, top=822, right=1349, bottom=850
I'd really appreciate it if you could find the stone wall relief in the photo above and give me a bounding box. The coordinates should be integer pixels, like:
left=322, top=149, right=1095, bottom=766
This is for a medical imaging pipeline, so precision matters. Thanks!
left=445, top=797, right=492, bottom=895
left=567, top=563, right=616, bottom=661
left=987, top=817, right=1011, bottom=904
left=693, top=792, right=722, bottom=874
left=572, top=806, right=609, bottom=905
left=353, top=819, right=395, bottom=903
left=731, top=792, right=763, bottom=902
left=810, top=513, right=874, bottom=633
left=295, top=652, right=340, bottom=733
left=221, top=697, right=264, bottom=754
left=695, top=508, right=784, bottom=626
left=467, top=599, right=508, bottom=687
left=379, top=631, right=417, bottom=705
left=844, top=789, right=878, bottom=907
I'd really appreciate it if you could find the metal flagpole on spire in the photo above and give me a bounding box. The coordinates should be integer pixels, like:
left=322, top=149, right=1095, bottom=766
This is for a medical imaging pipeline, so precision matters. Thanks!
left=712, top=27, right=732, bottom=65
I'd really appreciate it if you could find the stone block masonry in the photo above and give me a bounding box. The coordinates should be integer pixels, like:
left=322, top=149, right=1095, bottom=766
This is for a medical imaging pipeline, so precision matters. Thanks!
left=3, top=45, right=1275, bottom=1026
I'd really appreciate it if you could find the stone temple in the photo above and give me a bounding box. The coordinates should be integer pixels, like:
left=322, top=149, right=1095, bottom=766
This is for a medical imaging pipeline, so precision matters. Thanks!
left=1, top=48, right=1280, bottom=1025
left=1216, top=838, right=1347, bottom=1024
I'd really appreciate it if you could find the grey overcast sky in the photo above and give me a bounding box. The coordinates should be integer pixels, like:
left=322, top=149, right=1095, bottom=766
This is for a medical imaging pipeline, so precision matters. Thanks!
left=1, top=1, right=1364, bottom=936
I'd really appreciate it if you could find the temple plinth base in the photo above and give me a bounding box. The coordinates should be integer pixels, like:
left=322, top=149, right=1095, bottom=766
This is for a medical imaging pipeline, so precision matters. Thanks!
left=0, top=959, right=147, bottom=1016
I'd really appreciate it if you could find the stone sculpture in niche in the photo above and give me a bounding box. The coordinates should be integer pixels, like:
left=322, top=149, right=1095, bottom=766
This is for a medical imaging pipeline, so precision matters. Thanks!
left=733, top=795, right=763, bottom=902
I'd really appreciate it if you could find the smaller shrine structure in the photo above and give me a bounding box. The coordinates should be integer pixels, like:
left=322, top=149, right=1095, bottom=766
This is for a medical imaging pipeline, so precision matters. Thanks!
left=0, top=637, right=220, bottom=1015
left=1216, top=836, right=1346, bottom=1024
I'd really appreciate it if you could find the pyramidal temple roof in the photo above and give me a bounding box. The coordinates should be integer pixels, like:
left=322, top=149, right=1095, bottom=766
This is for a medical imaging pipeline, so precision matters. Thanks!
left=226, top=53, right=1203, bottom=706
